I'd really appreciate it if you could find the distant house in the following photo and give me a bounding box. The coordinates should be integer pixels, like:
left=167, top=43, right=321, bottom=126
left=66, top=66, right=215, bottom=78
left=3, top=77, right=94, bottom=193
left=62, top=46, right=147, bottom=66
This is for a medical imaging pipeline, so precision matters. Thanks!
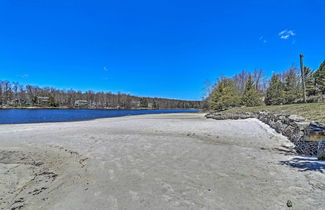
left=37, top=96, right=49, bottom=105
left=9, top=98, right=27, bottom=106
left=131, top=100, right=140, bottom=107
left=90, top=101, right=102, bottom=108
left=147, top=102, right=153, bottom=108
left=74, top=100, right=88, bottom=107
left=8, top=99, right=19, bottom=106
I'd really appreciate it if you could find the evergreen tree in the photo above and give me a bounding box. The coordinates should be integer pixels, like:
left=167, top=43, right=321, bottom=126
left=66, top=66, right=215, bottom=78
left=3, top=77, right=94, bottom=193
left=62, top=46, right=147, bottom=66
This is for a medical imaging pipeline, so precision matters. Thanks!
left=304, top=66, right=316, bottom=96
left=283, top=68, right=300, bottom=104
left=208, top=78, right=240, bottom=111
left=140, top=97, right=148, bottom=107
left=265, top=74, right=285, bottom=105
left=48, top=96, right=57, bottom=107
left=315, top=60, right=325, bottom=94
left=32, top=96, right=38, bottom=105
left=241, top=75, right=263, bottom=107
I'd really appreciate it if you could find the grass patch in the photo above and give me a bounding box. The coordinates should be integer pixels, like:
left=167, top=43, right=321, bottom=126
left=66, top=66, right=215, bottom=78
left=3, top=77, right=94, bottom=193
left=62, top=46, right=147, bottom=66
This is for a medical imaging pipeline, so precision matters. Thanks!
left=219, top=102, right=325, bottom=124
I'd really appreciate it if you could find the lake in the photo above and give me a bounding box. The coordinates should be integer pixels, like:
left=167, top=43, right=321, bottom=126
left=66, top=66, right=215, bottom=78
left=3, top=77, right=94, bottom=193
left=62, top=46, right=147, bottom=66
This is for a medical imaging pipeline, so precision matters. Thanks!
left=0, top=109, right=199, bottom=124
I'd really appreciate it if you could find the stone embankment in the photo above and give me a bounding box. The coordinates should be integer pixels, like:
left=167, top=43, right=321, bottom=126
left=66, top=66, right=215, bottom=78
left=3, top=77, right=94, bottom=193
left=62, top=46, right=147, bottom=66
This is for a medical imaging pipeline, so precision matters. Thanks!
left=206, top=111, right=325, bottom=159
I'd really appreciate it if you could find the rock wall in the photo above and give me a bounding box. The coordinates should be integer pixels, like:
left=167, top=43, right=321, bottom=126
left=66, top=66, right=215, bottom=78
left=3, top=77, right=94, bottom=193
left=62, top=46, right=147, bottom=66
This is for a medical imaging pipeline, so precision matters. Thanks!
left=206, top=112, right=325, bottom=157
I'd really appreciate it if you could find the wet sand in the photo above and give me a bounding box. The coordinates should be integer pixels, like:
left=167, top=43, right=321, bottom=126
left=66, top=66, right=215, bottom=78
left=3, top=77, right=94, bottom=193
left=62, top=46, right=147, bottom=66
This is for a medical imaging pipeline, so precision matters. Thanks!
left=0, top=113, right=324, bottom=209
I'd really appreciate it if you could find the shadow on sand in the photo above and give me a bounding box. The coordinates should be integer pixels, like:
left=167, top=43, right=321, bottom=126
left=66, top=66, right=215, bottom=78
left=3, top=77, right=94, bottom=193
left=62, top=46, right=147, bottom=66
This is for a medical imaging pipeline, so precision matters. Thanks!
left=280, top=157, right=325, bottom=173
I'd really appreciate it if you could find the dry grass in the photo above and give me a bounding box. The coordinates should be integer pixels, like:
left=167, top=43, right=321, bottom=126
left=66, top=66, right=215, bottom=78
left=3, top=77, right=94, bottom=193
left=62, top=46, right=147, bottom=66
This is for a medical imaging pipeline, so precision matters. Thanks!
left=220, top=102, right=325, bottom=124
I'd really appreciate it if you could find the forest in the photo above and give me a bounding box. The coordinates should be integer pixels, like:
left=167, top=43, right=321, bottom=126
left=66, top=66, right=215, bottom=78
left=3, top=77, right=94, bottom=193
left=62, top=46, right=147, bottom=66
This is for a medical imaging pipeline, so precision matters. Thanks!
left=0, top=82, right=203, bottom=109
left=207, top=59, right=325, bottom=111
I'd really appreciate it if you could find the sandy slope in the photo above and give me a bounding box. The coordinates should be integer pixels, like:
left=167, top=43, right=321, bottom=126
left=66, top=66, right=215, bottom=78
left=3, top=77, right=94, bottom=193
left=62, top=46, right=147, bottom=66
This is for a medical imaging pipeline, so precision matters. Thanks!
left=0, top=113, right=324, bottom=210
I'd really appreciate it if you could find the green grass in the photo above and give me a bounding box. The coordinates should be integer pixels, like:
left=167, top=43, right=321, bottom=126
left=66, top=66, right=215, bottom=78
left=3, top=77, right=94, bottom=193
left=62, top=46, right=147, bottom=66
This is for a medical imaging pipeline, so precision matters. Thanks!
left=220, top=102, right=325, bottom=124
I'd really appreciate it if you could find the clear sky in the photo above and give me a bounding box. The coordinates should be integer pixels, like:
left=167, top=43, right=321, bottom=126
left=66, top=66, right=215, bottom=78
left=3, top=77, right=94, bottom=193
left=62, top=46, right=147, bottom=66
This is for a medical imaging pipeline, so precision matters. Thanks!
left=0, top=0, right=324, bottom=100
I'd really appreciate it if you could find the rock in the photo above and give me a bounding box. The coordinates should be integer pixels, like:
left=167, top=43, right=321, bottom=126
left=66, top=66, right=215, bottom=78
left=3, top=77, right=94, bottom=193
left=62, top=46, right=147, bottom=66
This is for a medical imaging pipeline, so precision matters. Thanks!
left=286, top=200, right=293, bottom=208
left=289, top=130, right=304, bottom=143
left=317, top=139, right=325, bottom=160
left=294, top=122, right=310, bottom=131
left=275, top=120, right=287, bottom=133
left=279, top=115, right=286, bottom=121
left=283, top=125, right=295, bottom=138
left=205, top=112, right=255, bottom=120
left=206, top=111, right=323, bottom=156
left=205, top=113, right=215, bottom=119
left=288, top=115, right=305, bottom=122
left=269, top=120, right=276, bottom=129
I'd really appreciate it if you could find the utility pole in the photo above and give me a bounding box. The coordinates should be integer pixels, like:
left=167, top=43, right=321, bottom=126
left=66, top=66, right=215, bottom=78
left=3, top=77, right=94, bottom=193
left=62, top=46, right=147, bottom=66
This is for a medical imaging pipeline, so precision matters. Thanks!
left=300, top=54, right=307, bottom=103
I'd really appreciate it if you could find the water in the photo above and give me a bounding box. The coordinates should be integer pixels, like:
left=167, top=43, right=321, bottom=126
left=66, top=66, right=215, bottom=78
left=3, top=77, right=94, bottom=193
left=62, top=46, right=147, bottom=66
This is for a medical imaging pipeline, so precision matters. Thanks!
left=0, top=109, right=199, bottom=124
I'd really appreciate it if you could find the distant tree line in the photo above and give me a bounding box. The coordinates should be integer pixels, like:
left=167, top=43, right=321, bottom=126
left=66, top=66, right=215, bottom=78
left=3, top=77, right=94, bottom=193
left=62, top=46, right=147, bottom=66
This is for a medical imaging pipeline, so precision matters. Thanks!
left=0, top=81, right=203, bottom=109
left=207, top=59, right=325, bottom=111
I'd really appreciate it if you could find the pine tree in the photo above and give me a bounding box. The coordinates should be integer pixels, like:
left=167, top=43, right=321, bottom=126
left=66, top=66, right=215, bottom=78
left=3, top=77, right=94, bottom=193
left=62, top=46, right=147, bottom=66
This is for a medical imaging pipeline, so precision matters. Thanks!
left=208, top=78, right=240, bottom=111
left=32, top=96, right=38, bottom=105
left=283, top=68, right=300, bottom=104
left=241, top=75, right=263, bottom=107
left=304, top=66, right=316, bottom=96
left=315, top=60, right=325, bottom=94
left=265, top=74, right=285, bottom=105
left=48, top=96, right=57, bottom=107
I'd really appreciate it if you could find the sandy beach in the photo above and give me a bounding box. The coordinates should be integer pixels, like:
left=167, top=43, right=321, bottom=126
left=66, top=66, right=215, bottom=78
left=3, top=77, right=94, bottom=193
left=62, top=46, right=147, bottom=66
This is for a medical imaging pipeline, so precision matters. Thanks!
left=0, top=113, right=324, bottom=210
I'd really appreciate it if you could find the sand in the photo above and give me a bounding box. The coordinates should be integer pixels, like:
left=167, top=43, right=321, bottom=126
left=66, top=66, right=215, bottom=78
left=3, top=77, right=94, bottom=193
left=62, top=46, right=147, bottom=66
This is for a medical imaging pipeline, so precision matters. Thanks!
left=0, top=113, right=324, bottom=210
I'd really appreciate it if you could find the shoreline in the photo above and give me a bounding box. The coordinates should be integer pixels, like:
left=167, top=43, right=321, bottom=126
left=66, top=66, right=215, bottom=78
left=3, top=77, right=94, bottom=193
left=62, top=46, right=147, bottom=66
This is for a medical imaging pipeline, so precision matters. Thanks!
left=0, top=112, right=200, bottom=126
left=0, top=109, right=201, bottom=125
left=0, top=106, right=201, bottom=110
left=0, top=113, right=324, bottom=209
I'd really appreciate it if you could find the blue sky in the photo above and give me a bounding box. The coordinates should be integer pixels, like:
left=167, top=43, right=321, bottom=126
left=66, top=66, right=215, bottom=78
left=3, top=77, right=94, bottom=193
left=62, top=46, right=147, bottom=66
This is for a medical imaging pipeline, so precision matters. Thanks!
left=0, top=0, right=324, bottom=100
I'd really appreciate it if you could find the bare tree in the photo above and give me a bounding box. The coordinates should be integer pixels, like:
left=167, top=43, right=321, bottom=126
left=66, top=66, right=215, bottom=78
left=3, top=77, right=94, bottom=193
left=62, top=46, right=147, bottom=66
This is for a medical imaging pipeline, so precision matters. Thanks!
left=232, top=70, right=249, bottom=93
left=0, top=80, right=203, bottom=109
left=203, top=80, right=214, bottom=100
left=252, top=69, right=265, bottom=91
